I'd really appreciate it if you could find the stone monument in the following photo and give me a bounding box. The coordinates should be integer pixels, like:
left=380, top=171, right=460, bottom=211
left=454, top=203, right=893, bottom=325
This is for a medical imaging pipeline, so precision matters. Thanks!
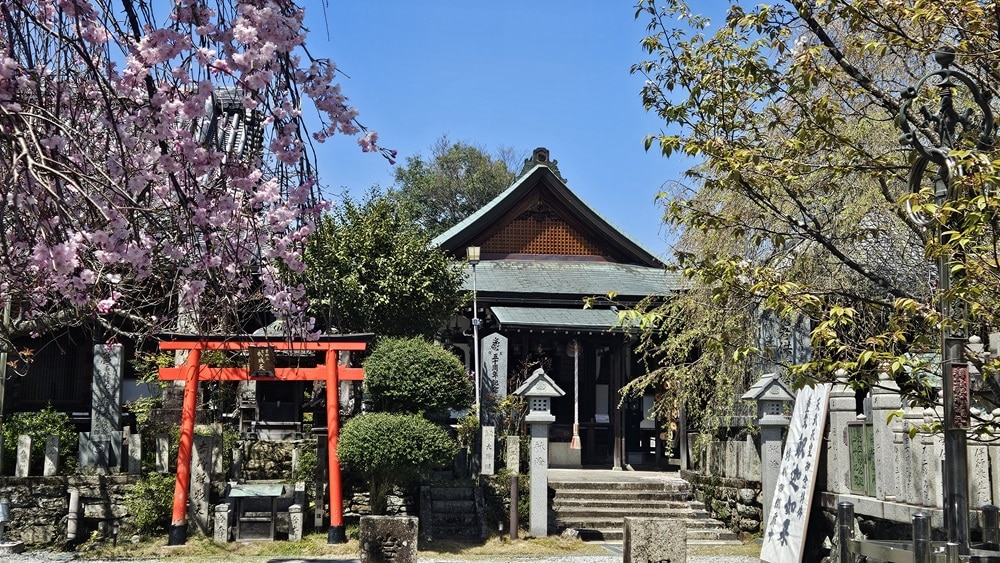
left=87, top=343, right=123, bottom=470
left=359, top=515, right=418, bottom=563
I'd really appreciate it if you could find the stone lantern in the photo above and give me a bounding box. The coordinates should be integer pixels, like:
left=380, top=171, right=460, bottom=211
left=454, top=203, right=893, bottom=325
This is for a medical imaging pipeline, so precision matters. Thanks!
left=742, top=373, right=794, bottom=525
left=513, top=368, right=565, bottom=537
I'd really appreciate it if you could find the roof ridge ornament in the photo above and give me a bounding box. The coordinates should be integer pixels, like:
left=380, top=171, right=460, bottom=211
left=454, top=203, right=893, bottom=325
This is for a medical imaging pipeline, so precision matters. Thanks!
left=517, top=147, right=567, bottom=183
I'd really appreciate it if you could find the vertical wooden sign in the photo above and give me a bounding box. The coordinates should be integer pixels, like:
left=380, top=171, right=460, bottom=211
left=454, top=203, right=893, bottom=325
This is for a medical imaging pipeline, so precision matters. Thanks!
left=760, top=383, right=831, bottom=563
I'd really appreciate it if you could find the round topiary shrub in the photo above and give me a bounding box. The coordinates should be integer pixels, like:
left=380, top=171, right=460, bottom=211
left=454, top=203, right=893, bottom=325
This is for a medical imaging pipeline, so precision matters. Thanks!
left=362, top=337, right=472, bottom=417
left=338, top=412, right=458, bottom=514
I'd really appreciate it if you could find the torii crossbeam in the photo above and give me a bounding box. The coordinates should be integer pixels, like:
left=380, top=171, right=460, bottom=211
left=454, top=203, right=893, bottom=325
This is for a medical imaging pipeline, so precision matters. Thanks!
left=157, top=333, right=372, bottom=545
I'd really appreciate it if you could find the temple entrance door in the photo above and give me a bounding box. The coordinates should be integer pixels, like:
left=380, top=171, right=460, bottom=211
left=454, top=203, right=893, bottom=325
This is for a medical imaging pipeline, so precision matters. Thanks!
left=579, top=344, right=613, bottom=467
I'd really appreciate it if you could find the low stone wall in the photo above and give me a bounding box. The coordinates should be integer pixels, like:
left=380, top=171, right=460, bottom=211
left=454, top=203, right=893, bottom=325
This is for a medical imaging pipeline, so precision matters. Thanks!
left=345, top=489, right=415, bottom=519
left=0, top=463, right=419, bottom=547
left=681, top=469, right=763, bottom=536
left=0, top=474, right=139, bottom=546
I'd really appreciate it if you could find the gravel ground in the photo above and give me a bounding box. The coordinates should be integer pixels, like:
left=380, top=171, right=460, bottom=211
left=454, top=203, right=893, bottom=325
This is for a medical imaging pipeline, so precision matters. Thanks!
left=0, top=551, right=759, bottom=563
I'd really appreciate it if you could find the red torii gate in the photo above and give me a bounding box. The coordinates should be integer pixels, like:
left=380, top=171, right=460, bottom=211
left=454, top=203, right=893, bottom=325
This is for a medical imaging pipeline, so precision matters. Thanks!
left=157, top=333, right=372, bottom=545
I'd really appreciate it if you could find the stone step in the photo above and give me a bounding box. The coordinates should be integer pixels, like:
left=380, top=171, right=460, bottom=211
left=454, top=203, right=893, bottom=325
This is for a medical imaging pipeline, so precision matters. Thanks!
left=432, top=513, right=478, bottom=526
left=553, top=497, right=693, bottom=509
left=549, top=481, right=690, bottom=492
left=423, top=485, right=483, bottom=541
left=553, top=489, right=692, bottom=501
left=554, top=507, right=710, bottom=520
left=430, top=500, right=476, bottom=513
left=556, top=515, right=719, bottom=529
left=429, top=487, right=474, bottom=501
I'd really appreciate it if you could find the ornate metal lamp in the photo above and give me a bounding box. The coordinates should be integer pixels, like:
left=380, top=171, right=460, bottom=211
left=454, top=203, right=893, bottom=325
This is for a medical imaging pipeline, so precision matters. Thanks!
left=898, top=45, right=995, bottom=555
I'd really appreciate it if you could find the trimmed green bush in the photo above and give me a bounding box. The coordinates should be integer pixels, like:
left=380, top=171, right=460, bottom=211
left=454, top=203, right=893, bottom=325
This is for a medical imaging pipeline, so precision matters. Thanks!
left=362, top=337, right=472, bottom=417
left=338, top=412, right=458, bottom=514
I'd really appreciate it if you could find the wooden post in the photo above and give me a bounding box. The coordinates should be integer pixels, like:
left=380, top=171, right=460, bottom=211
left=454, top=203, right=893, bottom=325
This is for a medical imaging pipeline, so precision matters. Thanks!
left=169, top=348, right=201, bottom=545
left=326, top=351, right=344, bottom=544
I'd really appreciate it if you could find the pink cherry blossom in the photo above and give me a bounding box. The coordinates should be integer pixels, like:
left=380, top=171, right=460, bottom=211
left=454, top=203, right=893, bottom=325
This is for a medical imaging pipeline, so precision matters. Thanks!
left=0, top=0, right=392, bottom=351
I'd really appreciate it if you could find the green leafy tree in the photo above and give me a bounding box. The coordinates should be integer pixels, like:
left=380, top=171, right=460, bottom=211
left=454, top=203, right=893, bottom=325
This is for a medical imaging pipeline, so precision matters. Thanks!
left=303, top=190, right=465, bottom=338
left=338, top=412, right=458, bottom=514
left=363, top=337, right=473, bottom=418
left=393, top=136, right=522, bottom=237
left=630, top=0, right=1000, bottom=436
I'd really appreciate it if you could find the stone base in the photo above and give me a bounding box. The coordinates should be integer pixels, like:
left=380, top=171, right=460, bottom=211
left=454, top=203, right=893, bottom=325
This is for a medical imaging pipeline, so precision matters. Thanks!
left=0, top=541, right=25, bottom=554
left=359, top=516, right=418, bottom=563
left=623, top=517, right=686, bottom=563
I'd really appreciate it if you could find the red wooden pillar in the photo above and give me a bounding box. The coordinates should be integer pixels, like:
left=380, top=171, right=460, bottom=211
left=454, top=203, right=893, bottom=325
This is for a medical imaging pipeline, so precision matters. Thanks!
left=325, top=350, right=345, bottom=543
left=168, top=348, right=201, bottom=545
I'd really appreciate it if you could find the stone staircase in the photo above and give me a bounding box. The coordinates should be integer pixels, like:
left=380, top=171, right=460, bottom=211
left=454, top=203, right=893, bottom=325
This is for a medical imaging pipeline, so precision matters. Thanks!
left=549, top=475, right=740, bottom=545
left=419, top=484, right=487, bottom=541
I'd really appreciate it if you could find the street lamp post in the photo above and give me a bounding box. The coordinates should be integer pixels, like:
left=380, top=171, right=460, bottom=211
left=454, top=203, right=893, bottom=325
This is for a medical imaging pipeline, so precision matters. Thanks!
left=467, top=246, right=481, bottom=411
left=898, top=46, right=995, bottom=555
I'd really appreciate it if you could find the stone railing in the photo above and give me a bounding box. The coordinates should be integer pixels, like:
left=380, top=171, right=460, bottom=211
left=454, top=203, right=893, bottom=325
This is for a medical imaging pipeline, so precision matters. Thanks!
left=683, top=425, right=764, bottom=535
left=822, top=374, right=999, bottom=523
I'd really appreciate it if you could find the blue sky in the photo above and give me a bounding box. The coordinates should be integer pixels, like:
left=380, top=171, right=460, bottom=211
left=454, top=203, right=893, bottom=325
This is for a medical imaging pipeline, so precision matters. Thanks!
left=306, top=1, right=717, bottom=258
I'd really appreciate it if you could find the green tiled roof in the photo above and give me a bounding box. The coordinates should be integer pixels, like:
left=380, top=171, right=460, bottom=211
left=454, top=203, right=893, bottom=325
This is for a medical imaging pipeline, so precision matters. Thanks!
left=491, top=306, right=622, bottom=331
left=465, top=260, right=680, bottom=297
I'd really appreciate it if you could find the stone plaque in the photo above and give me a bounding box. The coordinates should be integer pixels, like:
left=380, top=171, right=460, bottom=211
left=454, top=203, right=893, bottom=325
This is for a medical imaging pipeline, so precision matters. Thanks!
left=848, top=424, right=867, bottom=494
left=952, top=364, right=970, bottom=429
left=43, top=435, right=59, bottom=476
left=214, top=503, right=230, bottom=544
left=289, top=504, right=303, bottom=542
left=127, top=433, right=142, bottom=474
left=190, top=434, right=213, bottom=535
left=481, top=333, right=508, bottom=398
left=481, top=425, right=495, bottom=476
left=78, top=432, right=114, bottom=472
left=506, top=435, right=520, bottom=474
left=623, top=517, right=686, bottom=563
left=91, top=344, right=122, bottom=438
left=155, top=434, right=170, bottom=473
left=15, top=434, right=31, bottom=477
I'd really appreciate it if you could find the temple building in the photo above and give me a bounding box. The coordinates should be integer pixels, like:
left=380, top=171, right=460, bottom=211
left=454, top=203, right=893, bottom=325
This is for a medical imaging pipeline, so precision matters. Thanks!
left=432, top=148, right=682, bottom=469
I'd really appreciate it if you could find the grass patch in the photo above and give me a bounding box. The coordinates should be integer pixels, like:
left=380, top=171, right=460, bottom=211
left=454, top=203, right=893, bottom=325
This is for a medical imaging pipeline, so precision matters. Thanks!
left=79, top=533, right=358, bottom=561
left=78, top=531, right=760, bottom=560
left=420, top=535, right=607, bottom=557
left=688, top=540, right=761, bottom=557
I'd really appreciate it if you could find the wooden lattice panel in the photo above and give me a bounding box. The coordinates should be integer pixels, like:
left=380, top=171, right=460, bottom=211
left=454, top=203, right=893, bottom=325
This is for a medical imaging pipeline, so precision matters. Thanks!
left=483, top=216, right=601, bottom=255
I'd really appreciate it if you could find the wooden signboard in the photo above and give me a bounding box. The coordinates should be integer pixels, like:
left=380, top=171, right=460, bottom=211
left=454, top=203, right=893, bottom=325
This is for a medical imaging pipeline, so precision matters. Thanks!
left=760, top=383, right=831, bottom=563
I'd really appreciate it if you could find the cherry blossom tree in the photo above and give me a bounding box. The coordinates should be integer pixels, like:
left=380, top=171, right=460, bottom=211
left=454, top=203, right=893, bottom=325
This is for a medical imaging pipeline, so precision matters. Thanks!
left=0, top=0, right=388, bottom=360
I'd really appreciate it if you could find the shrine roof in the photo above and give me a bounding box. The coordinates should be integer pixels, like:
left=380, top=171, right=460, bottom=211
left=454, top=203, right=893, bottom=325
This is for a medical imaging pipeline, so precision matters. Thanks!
left=491, top=306, right=626, bottom=332
left=461, top=259, right=680, bottom=298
